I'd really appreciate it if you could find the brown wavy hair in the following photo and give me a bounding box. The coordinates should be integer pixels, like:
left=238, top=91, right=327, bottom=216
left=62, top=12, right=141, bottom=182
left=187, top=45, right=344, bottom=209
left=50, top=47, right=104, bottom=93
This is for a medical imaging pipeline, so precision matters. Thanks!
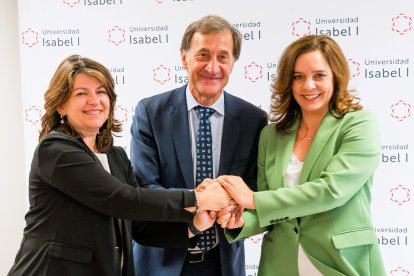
left=39, top=55, right=121, bottom=152
left=180, top=15, right=242, bottom=61
left=269, top=35, right=362, bottom=134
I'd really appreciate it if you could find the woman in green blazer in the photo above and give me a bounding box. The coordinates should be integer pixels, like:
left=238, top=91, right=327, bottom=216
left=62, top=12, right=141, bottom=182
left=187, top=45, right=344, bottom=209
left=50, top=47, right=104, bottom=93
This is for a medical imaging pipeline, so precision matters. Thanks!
left=217, top=35, right=386, bottom=276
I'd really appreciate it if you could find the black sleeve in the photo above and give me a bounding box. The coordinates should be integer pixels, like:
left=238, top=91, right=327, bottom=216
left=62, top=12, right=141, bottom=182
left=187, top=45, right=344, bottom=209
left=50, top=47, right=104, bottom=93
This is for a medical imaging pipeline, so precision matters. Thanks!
left=36, top=133, right=195, bottom=222
left=132, top=221, right=198, bottom=248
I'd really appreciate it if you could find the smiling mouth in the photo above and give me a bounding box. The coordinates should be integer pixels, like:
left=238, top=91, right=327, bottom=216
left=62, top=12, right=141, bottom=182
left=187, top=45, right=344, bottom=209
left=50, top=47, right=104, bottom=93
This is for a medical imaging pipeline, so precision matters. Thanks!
left=303, top=94, right=319, bottom=100
left=84, top=110, right=101, bottom=115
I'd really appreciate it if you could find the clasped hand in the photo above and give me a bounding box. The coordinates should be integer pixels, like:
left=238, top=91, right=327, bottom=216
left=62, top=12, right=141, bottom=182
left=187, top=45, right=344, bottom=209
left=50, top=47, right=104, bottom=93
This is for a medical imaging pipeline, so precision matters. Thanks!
left=193, top=176, right=254, bottom=232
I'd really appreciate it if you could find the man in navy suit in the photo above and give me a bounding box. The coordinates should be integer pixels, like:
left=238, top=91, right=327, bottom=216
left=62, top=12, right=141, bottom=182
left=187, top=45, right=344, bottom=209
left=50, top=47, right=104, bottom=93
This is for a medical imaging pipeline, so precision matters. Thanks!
left=130, top=15, right=268, bottom=276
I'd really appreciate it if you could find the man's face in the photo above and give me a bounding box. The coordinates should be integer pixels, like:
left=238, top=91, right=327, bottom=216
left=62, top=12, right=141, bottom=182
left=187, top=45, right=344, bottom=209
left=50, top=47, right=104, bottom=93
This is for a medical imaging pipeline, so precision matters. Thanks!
left=181, top=30, right=234, bottom=106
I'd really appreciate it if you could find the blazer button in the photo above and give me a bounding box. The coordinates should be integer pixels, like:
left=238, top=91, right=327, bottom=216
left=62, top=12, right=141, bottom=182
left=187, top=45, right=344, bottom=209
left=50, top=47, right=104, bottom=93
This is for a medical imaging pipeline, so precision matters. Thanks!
left=293, top=227, right=299, bottom=234
left=270, top=219, right=275, bottom=224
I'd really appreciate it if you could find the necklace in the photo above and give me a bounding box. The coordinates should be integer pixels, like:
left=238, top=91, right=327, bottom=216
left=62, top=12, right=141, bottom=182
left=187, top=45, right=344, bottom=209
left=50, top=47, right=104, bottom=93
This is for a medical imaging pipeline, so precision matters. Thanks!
left=301, top=120, right=312, bottom=142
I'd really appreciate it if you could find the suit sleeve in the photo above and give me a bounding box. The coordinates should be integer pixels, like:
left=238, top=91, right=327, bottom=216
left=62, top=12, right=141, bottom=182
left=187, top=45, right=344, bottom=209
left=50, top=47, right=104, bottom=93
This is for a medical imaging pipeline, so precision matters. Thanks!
left=37, top=134, right=195, bottom=222
left=130, top=100, right=163, bottom=189
left=241, top=109, right=268, bottom=192
left=132, top=221, right=196, bottom=248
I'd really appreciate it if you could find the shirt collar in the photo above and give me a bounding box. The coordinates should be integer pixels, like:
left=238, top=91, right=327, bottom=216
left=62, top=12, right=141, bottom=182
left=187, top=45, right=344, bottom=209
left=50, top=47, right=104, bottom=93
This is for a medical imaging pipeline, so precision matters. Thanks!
left=185, top=85, right=225, bottom=116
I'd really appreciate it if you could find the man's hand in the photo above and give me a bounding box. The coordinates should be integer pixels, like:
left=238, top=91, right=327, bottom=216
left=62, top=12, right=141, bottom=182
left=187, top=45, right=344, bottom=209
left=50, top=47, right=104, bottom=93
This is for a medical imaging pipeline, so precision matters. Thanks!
left=196, top=181, right=235, bottom=211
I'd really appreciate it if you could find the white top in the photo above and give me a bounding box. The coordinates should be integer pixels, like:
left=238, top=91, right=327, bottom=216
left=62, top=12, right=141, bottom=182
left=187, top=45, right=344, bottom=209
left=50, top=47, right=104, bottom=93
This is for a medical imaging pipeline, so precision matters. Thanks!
left=284, top=154, right=323, bottom=276
left=95, top=153, right=110, bottom=172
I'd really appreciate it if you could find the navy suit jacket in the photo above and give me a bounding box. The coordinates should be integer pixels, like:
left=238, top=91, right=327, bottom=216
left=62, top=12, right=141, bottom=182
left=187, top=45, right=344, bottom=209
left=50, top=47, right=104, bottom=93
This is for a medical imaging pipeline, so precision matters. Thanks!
left=130, top=85, right=268, bottom=276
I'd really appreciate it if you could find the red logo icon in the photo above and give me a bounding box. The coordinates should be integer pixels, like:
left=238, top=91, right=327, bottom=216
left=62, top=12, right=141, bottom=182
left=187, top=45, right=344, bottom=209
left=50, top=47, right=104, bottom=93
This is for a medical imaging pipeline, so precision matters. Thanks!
left=152, top=65, right=171, bottom=84
left=21, top=28, right=39, bottom=48
left=390, top=266, right=410, bottom=276
left=108, top=26, right=126, bottom=46
left=392, top=13, right=413, bottom=35
left=243, top=62, right=263, bottom=83
left=24, top=106, right=43, bottom=125
left=291, top=18, right=312, bottom=37
left=347, top=58, right=361, bottom=79
left=63, top=0, right=80, bottom=7
left=390, top=100, right=411, bottom=121
left=390, top=184, right=411, bottom=206
left=115, top=106, right=128, bottom=123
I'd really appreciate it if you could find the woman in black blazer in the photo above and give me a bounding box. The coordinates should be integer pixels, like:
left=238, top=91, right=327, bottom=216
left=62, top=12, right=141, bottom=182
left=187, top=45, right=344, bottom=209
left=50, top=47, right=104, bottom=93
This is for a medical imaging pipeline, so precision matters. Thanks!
left=8, top=55, right=230, bottom=276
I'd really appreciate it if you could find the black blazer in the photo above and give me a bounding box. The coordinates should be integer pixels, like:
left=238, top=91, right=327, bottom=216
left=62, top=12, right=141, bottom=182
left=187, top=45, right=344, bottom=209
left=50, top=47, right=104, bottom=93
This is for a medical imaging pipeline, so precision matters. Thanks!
left=130, top=85, right=268, bottom=276
left=8, top=132, right=196, bottom=276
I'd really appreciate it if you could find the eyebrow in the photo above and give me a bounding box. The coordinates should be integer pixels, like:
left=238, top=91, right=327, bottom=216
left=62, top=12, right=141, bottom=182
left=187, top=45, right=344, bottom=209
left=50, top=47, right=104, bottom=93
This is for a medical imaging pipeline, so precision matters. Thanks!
left=73, top=85, right=106, bottom=91
left=196, top=47, right=231, bottom=56
left=293, top=70, right=328, bottom=74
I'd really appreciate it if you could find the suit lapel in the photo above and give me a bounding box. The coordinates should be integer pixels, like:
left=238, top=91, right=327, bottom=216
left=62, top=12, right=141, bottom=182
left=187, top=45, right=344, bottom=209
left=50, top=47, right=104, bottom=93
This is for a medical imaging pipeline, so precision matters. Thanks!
left=169, top=87, right=194, bottom=189
left=218, top=93, right=241, bottom=175
left=272, top=126, right=296, bottom=191
left=300, top=113, right=339, bottom=183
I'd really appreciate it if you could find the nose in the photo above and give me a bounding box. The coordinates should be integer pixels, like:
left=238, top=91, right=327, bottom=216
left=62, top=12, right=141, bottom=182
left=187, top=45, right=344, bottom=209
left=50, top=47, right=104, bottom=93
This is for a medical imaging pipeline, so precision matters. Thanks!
left=87, top=92, right=100, bottom=105
left=205, top=58, right=219, bottom=74
left=303, top=77, right=316, bottom=91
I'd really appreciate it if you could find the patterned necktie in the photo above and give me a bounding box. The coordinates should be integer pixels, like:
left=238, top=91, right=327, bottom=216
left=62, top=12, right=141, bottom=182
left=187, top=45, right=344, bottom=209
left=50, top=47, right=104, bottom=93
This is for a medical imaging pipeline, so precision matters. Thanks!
left=194, top=105, right=216, bottom=251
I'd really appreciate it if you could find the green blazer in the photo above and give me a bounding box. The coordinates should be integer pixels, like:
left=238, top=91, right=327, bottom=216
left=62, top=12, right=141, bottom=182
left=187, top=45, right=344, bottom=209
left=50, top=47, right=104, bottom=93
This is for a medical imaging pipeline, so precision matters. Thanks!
left=226, top=110, right=386, bottom=276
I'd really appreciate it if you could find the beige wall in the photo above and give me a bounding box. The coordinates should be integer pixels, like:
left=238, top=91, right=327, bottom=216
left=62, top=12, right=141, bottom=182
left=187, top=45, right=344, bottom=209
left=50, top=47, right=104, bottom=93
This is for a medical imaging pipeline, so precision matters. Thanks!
left=0, top=0, right=27, bottom=274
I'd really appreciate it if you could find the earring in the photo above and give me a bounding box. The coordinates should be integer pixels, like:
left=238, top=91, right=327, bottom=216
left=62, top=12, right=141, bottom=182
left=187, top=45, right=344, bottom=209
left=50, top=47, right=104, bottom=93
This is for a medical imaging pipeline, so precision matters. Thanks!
left=60, top=114, right=65, bottom=124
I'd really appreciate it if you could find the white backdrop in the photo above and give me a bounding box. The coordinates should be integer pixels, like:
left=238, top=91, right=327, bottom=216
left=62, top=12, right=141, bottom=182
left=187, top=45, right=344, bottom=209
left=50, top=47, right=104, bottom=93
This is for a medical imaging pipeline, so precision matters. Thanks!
left=18, top=1, right=413, bottom=275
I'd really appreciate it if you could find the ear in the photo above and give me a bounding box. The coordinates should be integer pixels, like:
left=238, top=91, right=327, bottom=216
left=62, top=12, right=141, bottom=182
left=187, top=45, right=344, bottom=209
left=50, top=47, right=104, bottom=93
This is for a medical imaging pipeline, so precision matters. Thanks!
left=56, top=106, right=64, bottom=116
left=181, top=50, right=188, bottom=69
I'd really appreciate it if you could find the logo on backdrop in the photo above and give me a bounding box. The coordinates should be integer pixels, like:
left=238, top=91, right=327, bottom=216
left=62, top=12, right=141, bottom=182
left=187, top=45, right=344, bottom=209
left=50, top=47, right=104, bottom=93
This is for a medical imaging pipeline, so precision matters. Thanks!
left=63, top=0, right=80, bottom=7
left=244, top=62, right=263, bottom=82
left=153, top=65, right=171, bottom=84
left=108, top=26, right=126, bottom=46
left=233, top=20, right=262, bottom=41
left=390, top=266, right=410, bottom=276
left=291, top=18, right=312, bottom=37
left=84, top=0, right=124, bottom=6
left=391, top=13, right=413, bottom=35
left=314, top=16, right=359, bottom=37
left=376, top=226, right=408, bottom=247
left=390, top=184, right=411, bottom=205
left=22, top=27, right=80, bottom=48
left=24, top=106, right=43, bottom=125
left=347, top=58, right=361, bottom=79
left=382, top=143, right=409, bottom=164
left=390, top=100, right=411, bottom=122
left=21, top=28, right=39, bottom=48
left=364, top=57, right=409, bottom=79
left=115, top=106, right=128, bottom=123
left=108, top=66, right=126, bottom=85
left=128, top=25, right=169, bottom=46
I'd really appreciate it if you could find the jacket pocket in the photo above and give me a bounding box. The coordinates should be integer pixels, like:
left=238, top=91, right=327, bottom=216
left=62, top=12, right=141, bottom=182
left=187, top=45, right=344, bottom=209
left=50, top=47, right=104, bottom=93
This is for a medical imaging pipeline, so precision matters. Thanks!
left=331, top=228, right=377, bottom=249
left=48, top=242, right=93, bottom=264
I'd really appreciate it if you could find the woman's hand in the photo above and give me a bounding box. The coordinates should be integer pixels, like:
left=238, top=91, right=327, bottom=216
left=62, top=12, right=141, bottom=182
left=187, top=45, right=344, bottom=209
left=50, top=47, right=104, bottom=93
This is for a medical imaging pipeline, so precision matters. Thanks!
left=217, top=204, right=245, bottom=229
left=217, top=175, right=256, bottom=209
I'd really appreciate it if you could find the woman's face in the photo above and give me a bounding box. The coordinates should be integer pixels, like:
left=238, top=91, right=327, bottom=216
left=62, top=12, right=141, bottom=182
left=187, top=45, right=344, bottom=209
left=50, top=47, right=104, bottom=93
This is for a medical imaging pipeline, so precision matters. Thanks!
left=292, top=50, right=334, bottom=117
left=58, top=73, right=110, bottom=137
